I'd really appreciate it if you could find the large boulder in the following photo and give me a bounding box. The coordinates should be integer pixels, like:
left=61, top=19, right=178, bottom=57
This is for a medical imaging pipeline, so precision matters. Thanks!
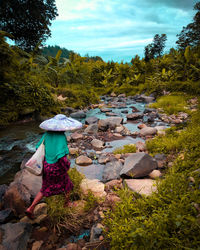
left=102, top=161, right=123, bottom=183
left=13, top=169, right=42, bottom=197
left=98, top=117, right=123, bottom=131
left=80, top=179, right=106, bottom=198
left=124, top=179, right=157, bottom=196
left=120, top=152, right=157, bottom=178
left=3, top=182, right=31, bottom=216
left=0, top=222, right=32, bottom=250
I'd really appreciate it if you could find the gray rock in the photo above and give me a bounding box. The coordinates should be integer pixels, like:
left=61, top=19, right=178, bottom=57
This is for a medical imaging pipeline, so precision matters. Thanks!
left=0, top=209, right=15, bottom=224
left=84, top=124, right=98, bottom=134
left=126, top=113, right=143, bottom=120
left=98, top=117, right=123, bottom=131
left=0, top=185, right=8, bottom=208
left=0, top=222, right=32, bottom=250
left=85, top=116, right=99, bottom=125
left=70, top=111, right=86, bottom=119
left=102, top=161, right=123, bottom=182
left=98, top=154, right=110, bottom=164
left=120, top=152, right=157, bottom=178
left=91, top=139, right=105, bottom=149
left=100, top=108, right=112, bottom=113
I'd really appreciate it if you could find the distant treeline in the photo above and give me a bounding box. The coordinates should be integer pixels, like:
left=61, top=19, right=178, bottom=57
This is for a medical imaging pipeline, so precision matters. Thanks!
left=41, top=45, right=103, bottom=62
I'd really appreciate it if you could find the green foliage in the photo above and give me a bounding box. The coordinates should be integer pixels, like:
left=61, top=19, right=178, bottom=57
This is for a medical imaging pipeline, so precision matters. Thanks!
left=104, top=107, right=200, bottom=249
left=149, top=94, right=189, bottom=114
left=113, top=144, right=137, bottom=155
left=84, top=190, right=99, bottom=212
left=68, top=167, right=84, bottom=201
left=0, top=0, right=58, bottom=51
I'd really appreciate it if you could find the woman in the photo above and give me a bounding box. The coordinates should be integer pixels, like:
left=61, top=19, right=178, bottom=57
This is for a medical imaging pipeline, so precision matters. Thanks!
left=25, top=114, right=82, bottom=219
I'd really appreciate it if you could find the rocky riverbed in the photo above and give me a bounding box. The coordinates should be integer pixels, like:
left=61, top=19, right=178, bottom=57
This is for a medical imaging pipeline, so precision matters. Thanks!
left=0, top=94, right=191, bottom=250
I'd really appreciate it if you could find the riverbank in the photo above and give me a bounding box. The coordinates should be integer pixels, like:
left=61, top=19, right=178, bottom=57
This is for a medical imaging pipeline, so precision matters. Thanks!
left=0, top=93, right=198, bottom=249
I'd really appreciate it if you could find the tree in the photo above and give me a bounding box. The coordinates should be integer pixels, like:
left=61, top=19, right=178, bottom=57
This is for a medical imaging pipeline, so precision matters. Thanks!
left=144, top=34, right=167, bottom=61
left=176, top=2, right=200, bottom=50
left=0, top=0, right=58, bottom=51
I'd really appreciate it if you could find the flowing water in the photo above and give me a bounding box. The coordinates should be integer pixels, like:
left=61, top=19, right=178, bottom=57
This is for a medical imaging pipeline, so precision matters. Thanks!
left=0, top=98, right=148, bottom=183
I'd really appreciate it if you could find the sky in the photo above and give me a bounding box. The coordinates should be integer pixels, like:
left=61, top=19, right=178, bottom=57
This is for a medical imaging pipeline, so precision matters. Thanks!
left=46, top=0, right=199, bottom=62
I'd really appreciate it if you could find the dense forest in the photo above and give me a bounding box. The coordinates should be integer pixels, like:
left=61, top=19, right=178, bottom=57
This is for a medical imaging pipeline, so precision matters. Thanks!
left=0, top=0, right=200, bottom=249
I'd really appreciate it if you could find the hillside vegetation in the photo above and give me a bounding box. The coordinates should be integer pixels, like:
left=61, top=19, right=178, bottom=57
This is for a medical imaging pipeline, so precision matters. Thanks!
left=1, top=30, right=200, bottom=126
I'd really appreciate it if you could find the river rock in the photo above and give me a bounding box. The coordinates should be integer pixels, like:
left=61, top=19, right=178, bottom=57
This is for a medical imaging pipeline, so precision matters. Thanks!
left=0, top=209, right=15, bottom=224
left=149, top=170, right=162, bottom=179
left=98, top=117, right=123, bottom=131
left=124, top=179, right=157, bottom=196
left=114, top=125, right=124, bottom=133
left=85, top=116, right=99, bottom=125
left=102, top=161, right=123, bottom=182
left=80, top=179, right=106, bottom=198
left=84, top=124, right=98, bottom=134
left=126, top=113, right=143, bottom=120
left=0, top=222, right=32, bottom=250
left=69, top=147, right=79, bottom=155
left=75, top=155, right=92, bottom=166
left=14, top=169, right=42, bottom=197
left=70, top=111, right=86, bottom=119
left=139, top=127, right=157, bottom=136
left=120, top=152, right=157, bottom=178
left=4, top=182, right=31, bottom=216
left=154, top=153, right=167, bottom=168
left=71, top=132, right=84, bottom=141
left=98, top=154, right=110, bottom=164
left=91, top=139, right=105, bottom=149
left=104, top=179, right=123, bottom=191
left=131, top=106, right=140, bottom=112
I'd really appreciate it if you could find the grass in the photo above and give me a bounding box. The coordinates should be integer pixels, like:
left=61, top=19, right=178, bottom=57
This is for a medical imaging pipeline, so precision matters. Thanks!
left=113, top=144, right=136, bottom=155
left=103, top=104, right=200, bottom=249
left=149, top=94, right=189, bottom=115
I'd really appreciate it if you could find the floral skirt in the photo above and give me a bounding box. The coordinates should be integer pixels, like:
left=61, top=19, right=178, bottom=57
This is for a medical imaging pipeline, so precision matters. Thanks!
left=40, top=155, right=73, bottom=197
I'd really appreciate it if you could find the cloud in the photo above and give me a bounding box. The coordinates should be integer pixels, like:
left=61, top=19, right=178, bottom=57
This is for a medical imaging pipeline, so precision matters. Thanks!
left=47, top=0, right=198, bottom=62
